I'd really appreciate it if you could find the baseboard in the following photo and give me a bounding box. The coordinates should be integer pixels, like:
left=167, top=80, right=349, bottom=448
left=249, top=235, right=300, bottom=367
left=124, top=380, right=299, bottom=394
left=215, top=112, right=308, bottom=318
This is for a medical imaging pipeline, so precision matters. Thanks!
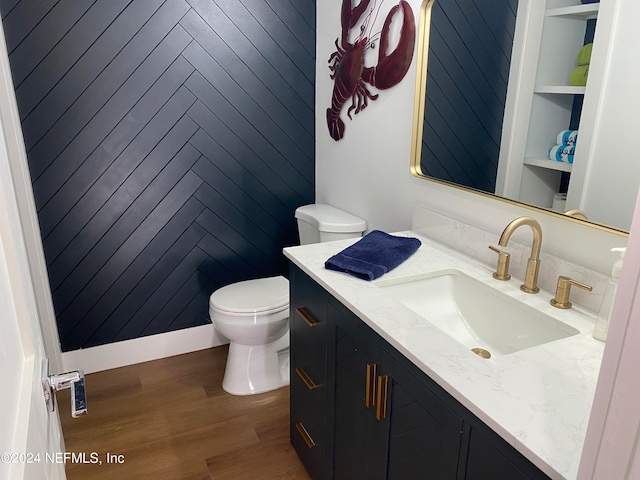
left=61, top=324, right=228, bottom=374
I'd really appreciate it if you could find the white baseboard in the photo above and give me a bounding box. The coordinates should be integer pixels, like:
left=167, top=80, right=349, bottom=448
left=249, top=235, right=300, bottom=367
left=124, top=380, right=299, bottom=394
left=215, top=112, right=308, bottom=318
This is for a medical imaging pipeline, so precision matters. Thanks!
left=61, top=324, right=228, bottom=374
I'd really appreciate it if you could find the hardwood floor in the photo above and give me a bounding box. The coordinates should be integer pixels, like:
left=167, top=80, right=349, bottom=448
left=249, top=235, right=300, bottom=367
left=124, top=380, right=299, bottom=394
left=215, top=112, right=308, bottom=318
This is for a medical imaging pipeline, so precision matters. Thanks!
left=58, top=346, right=311, bottom=480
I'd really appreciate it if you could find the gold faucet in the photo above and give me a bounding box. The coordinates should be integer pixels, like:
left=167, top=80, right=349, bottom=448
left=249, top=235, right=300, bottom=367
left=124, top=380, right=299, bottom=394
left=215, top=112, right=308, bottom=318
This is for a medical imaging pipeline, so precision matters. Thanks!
left=564, top=209, right=589, bottom=220
left=498, top=217, right=542, bottom=293
left=550, top=276, right=592, bottom=309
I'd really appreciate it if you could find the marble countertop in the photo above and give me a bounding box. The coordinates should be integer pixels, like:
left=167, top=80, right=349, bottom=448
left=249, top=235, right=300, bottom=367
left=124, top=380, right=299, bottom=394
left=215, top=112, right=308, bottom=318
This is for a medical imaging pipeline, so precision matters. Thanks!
left=283, top=231, right=605, bottom=480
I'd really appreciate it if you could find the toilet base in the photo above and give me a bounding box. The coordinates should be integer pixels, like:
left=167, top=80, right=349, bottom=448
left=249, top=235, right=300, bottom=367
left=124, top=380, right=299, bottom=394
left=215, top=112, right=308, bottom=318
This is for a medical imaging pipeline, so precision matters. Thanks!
left=222, top=330, right=290, bottom=396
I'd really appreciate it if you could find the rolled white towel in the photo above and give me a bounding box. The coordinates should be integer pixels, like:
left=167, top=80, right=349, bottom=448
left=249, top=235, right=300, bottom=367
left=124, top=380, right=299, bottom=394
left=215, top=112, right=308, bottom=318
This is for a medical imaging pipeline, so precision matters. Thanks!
left=557, top=130, right=578, bottom=146
left=549, top=145, right=574, bottom=163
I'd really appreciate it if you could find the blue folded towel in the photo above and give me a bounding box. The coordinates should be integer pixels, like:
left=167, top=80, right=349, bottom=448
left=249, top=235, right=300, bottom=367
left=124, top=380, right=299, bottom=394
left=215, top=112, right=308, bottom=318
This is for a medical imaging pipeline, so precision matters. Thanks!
left=557, top=130, right=578, bottom=146
left=549, top=144, right=575, bottom=163
left=325, top=230, right=421, bottom=281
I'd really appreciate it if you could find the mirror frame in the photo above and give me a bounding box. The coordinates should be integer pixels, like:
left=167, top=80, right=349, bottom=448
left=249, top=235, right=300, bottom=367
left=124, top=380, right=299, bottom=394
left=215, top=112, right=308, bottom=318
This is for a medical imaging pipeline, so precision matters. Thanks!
left=409, top=0, right=628, bottom=238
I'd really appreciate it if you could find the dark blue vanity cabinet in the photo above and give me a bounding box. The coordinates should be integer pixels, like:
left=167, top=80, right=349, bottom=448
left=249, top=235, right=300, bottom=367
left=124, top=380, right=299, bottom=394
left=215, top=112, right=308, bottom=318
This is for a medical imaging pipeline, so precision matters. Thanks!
left=289, top=264, right=551, bottom=480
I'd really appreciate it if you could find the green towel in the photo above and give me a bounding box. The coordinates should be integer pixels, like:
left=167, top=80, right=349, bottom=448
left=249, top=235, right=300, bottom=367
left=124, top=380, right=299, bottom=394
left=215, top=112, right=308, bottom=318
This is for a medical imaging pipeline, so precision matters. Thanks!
left=570, top=65, right=589, bottom=86
left=577, top=43, right=593, bottom=65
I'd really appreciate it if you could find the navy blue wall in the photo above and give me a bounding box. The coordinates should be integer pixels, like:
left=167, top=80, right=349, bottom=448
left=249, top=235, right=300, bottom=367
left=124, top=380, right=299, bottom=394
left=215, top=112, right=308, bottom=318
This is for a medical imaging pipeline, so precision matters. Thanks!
left=420, top=0, right=517, bottom=192
left=1, top=0, right=315, bottom=351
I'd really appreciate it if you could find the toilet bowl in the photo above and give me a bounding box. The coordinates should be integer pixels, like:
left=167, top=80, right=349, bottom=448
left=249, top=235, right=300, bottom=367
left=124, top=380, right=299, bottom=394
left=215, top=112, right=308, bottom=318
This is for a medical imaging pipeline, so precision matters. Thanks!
left=210, top=204, right=367, bottom=396
left=209, top=276, right=290, bottom=396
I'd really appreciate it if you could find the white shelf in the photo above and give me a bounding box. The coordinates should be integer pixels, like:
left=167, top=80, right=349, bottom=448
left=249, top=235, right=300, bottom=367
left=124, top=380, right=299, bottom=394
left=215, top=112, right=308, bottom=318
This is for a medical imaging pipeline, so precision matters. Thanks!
left=497, top=0, right=607, bottom=211
left=534, top=85, right=586, bottom=95
left=524, top=157, right=573, bottom=173
left=546, top=4, right=599, bottom=20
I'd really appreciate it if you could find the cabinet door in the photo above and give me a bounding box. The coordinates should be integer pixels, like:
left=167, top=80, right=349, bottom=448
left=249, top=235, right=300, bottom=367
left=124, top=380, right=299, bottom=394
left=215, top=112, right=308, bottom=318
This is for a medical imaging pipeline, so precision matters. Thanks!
left=379, top=350, right=464, bottom=480
left=462, top=426, right=550, bottom=480
left=331, top=301, right=383, bottom=480
left=290, top=265, right=334, bottom=480
left=331, top=301, right=464, bottom=480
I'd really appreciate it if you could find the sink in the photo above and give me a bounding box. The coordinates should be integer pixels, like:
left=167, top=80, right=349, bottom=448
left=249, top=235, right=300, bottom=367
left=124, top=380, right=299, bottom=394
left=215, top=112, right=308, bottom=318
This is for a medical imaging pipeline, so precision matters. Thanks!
left=378, top=269, right=579, bottom=357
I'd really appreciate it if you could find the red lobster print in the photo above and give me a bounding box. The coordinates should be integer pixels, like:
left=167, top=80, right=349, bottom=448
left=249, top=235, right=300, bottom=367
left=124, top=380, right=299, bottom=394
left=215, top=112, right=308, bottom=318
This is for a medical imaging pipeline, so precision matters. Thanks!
left=327, top=0, right=415, bottom=141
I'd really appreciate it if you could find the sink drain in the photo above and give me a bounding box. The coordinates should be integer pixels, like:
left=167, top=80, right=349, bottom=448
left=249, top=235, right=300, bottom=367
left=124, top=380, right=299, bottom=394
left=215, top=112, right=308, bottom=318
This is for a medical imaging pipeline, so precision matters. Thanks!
left=471, top=347, right=491, bottom=359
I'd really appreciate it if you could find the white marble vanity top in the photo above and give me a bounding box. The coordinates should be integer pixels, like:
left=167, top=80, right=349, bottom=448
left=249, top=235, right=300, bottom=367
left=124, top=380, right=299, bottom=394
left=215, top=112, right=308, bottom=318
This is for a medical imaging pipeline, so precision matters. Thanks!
left=284, top=231, right=605, bottom=480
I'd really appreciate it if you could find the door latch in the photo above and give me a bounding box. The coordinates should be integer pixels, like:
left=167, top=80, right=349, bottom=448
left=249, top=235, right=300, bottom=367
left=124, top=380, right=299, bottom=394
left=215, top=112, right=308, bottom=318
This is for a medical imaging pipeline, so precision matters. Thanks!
left=42, top=359, right=87, bottom=418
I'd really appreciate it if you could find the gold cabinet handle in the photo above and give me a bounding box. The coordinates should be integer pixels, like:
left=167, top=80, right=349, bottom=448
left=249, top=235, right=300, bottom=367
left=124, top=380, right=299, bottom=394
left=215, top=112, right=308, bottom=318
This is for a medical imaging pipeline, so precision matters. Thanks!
left=295, top=367, right=317, bottom=390
left=295, top=422, right=316, bottom=449
left=365, top=363, right=377, bottom=408
left=296, top=307, right=318, bottom=327
left=376, top=375, right=389, bottom=421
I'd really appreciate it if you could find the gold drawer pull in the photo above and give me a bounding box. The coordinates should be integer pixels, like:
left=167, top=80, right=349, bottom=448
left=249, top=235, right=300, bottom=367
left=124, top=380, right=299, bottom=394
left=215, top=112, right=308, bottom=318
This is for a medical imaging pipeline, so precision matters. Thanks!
left=376, top=375, right=389, bottom=421
left=365, top=363, right=377, bottom=407
left=295, top=422, right=316, bottom=449
left=295, top=367, right=318, bottom=390
left=296, top=307, right=318, bottom=327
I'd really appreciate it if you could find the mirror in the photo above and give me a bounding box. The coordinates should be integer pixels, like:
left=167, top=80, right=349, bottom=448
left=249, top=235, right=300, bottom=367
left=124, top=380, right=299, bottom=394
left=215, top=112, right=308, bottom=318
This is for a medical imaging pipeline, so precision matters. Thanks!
left=411, top=0, right=630, bottom=235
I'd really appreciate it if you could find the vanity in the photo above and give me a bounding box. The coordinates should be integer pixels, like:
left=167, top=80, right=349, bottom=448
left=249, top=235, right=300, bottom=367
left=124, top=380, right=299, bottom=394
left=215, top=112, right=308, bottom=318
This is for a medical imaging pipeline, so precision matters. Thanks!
left=284, top=220, right=604, bottom=480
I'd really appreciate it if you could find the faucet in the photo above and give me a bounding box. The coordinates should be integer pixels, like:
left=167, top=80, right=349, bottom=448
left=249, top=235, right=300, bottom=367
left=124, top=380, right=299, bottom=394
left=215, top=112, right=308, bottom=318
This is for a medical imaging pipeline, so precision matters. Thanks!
left=564, top=209, right=589, bottom=220
left=498, top=217, right=542, bottom=294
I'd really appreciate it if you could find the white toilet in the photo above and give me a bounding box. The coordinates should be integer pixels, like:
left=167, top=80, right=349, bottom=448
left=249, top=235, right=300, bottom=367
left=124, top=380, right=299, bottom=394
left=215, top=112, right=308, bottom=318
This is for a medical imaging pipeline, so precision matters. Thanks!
left=209, top=204, right=366, bottom=395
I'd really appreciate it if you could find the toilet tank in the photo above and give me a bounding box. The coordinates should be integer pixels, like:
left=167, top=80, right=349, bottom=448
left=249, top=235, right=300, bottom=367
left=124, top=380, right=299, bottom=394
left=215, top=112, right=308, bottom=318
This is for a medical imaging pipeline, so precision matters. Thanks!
left=295, top=204, right=367, bottom=245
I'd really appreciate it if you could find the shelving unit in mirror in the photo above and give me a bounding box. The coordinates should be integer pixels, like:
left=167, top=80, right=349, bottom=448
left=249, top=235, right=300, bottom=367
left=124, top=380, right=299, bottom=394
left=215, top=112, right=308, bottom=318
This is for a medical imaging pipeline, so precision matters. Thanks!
left=413, top=0, right=629, bottom=232
left=499, top=0, right=602, bottom=213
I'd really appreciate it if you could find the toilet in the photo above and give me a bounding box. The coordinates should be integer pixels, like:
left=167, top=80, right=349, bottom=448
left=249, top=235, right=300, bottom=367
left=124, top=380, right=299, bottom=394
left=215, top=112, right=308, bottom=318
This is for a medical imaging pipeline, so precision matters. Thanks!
left=209, top=204, right=366, bottom=395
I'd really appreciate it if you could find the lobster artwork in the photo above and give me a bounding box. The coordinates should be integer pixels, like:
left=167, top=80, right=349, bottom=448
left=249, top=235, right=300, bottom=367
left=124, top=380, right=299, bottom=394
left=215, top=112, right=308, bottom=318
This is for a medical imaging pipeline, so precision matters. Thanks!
left=327, top=0, right=416, bottom=141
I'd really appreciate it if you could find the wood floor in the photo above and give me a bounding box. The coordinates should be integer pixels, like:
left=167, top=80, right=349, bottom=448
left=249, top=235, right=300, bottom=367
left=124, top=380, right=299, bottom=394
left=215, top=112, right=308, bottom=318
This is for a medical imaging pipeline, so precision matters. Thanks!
left=58, top=346, right=311, bottom=480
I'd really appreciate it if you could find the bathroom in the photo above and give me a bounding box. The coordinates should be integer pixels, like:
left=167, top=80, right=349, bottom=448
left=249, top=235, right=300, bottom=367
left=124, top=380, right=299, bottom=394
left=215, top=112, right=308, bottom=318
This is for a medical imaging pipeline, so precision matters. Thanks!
left=1, top=0, right=639, bottom=479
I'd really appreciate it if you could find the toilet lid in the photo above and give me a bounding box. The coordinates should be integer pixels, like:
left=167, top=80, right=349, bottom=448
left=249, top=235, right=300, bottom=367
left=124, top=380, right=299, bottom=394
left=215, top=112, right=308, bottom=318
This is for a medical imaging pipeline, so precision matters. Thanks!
left=209, top=276, right=289, bottom=314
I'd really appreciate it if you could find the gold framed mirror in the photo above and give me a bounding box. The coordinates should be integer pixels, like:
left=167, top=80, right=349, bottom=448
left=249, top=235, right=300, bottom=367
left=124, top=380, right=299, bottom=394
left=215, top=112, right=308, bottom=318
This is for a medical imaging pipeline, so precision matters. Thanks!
left=410, top=0, right=629, bottom=237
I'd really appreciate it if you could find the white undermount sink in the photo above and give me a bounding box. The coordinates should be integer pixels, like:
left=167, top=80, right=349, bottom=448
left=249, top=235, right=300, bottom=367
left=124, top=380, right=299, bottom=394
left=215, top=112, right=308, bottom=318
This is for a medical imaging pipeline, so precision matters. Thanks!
left=378, top=269, right=579, bottom=357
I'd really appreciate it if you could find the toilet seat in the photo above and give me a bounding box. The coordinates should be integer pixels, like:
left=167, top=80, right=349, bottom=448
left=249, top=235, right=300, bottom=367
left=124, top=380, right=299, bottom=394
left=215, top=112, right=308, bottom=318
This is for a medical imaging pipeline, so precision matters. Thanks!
left=209, top=276, right=289, bottom=316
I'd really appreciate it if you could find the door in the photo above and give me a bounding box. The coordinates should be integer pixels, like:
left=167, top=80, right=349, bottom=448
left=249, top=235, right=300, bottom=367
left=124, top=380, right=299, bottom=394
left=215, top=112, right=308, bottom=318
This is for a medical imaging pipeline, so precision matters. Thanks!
left=332, top=302, right=383, bottom=480
left=380, top=350, right=463, bottom=480
left=0, top=87, right=66, bottom=479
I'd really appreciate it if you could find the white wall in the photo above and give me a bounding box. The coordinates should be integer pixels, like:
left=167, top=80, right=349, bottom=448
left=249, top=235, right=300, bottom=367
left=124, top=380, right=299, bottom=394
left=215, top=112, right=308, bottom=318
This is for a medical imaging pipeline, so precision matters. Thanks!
left=575, top=0, right=640, bottom=230
left=575, top=2, right=640, bottom=477
left=578, top=188, right=640, bottom=479
left=317, top=0, right=420, bottom=234
left=316, top=0, right=629, bottom=276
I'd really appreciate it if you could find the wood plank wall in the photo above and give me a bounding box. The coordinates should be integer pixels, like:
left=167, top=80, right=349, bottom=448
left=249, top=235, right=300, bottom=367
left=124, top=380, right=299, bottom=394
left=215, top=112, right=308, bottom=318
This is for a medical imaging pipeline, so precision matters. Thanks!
left=420, top=0, right=517, bottom=192
left=0, top=0, right=315, bottom=352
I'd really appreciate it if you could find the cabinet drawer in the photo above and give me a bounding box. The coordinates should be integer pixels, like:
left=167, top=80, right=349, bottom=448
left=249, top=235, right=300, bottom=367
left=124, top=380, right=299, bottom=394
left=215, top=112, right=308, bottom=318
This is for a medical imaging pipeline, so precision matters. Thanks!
left=293, top=305, right=322, bottom=329
left=290, top=386, right=325, bottom=440
left=291, top=267, right=329, bottom=355
left=291, top=413, right=325, bottom=480
left=291, top=352, right=326, bottom=414
left=292, top=305, right=327, bottom=347
left=290, top=264, right=329, bottom=337
left=292, top=330, right=326, bottom=377
left=290, top=353, right=329, bottom=480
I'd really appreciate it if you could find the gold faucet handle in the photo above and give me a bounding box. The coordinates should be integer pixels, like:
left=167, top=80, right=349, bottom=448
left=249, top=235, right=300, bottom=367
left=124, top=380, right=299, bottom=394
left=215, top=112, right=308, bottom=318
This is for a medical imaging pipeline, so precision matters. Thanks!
left=488, top=245, right=511, bottom=281
left=550, top=276, right=593, bottom=309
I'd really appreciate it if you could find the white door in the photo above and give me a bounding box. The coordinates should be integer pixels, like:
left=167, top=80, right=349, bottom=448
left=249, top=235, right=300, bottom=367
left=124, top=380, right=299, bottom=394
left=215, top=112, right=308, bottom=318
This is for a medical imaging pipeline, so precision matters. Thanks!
left=0, top=71, right=66, bottom=480
left=0, top=140, right=67, bottom=480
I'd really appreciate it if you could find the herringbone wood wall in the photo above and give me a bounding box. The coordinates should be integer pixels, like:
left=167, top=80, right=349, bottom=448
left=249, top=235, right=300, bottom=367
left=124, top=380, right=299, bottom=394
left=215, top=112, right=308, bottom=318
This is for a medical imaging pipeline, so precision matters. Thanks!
left=1, top=0, right=315, bottom=351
